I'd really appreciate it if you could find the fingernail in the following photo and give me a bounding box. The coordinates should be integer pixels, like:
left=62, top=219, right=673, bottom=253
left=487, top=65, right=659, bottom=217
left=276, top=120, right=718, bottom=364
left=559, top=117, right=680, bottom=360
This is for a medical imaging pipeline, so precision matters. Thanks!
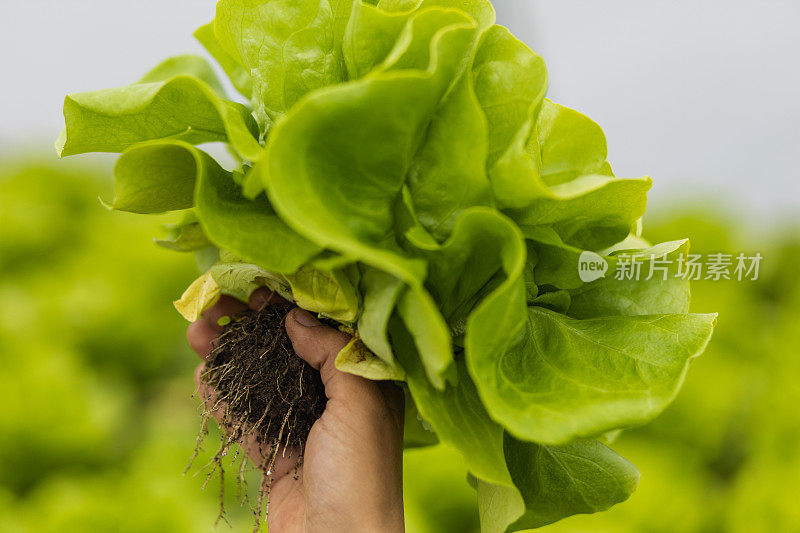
left=291, top=308, right=320, bottom=327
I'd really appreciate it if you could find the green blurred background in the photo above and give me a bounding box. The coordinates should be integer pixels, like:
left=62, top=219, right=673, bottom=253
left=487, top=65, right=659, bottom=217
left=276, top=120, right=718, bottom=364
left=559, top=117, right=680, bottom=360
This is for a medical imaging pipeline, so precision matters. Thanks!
left=0, top=158, right=798, bottom=533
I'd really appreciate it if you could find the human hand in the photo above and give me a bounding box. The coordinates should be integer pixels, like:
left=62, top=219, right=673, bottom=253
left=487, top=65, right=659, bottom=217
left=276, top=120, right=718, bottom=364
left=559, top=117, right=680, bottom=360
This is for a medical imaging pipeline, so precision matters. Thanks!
left=187, top=288, right=405, bottom=532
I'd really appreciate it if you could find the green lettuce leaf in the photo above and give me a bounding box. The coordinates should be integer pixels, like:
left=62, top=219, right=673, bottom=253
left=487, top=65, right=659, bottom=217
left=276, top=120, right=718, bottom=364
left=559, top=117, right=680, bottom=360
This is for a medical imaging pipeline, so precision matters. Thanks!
left=284, top=264, right=360, bottom=322
left=264, top=7, right=479, bottom=284
left=419, top=208, right=526, bottom=338
left=512, top=174, right=652, bottom=251
left=392, top=316, right=511, bottom=486
left=469, top=306, right=717, bottom=444
left=196, top=164, right=322, bottom=274
left=56, top=75, right=260, bottom=160
left=358, top=267, right=406, bottom=366
left=478, top=436, right=639, bottom=532
left=568, top=240, right=693, bottom=317
left=402, top=388, right=439, bottom=449
left=155, top=211, right=214, bottom=252
left=137, top=54, right=227, bottom=96
left=524, top=228, right=688, bottom=291
left=206, top=257, right=358, bottom=321
left=534, top=99, right=610, bottom=186
left=530, top=289, right=571, bottom=313
left=213, top=0, right=348, bottom=124
left=108, top=141, right=205, bottom=214
left=208, top=260, right=290, bottom=303
left=343, top=0, right=416, bottom=78
left=344, top=0, right=494, bottom=79
left=474, top=24, right=547, bottom=168
left=473, top=25, right=548, bottom=209
left=397, top=285, right=454, bottom=389
left=194, top=22, right=253, bottom=99
left=406, top=74, right=493, bottom=241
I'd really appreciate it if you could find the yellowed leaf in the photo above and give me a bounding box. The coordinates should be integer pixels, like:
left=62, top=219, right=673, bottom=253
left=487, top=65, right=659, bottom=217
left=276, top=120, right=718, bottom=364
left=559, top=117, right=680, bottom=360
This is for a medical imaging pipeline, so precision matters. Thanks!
left=335, top=336, right=406, bottom=381
left=173, top=272, right=222, bottom=321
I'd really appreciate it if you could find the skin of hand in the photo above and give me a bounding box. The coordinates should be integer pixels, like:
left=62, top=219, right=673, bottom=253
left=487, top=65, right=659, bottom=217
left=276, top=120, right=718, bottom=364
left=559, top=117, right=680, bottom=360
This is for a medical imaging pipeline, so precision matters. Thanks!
left=187, top=288, right=405, bottom=533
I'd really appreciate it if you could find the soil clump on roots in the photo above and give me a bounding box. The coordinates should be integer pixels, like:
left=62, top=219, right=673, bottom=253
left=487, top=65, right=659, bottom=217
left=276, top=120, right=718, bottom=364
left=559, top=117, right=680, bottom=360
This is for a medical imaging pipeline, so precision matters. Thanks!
left=206, top=305, right=326, bottom=450
left=189, top=305, right=326, bottom=530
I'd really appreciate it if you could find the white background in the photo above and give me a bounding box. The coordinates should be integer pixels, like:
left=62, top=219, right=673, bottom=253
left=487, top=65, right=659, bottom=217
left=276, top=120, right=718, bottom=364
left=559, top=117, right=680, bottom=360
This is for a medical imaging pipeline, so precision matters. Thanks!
left=1, top=1, right=798, bottom=227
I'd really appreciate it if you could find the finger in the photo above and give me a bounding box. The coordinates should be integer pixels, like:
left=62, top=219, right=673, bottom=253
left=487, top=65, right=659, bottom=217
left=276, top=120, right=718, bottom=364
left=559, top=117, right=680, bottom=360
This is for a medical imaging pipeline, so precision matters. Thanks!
left=249, top=287, right=291, bottom=311
left=285, top=308, right=373, bottom=400
left=188, top=295, right=250, bottom=359
left=201, top=295, right=248, bottom=332
left=242, top=431, right=303, bottom=479
left=187, top=320, right=218, bottom=360
left=377, top=381, right=405, bottom=431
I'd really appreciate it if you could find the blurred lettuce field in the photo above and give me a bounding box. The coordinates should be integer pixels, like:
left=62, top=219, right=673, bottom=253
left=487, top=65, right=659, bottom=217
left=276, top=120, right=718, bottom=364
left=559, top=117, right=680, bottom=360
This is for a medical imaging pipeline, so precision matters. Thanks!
left=0, top=160, right=798, bottom=532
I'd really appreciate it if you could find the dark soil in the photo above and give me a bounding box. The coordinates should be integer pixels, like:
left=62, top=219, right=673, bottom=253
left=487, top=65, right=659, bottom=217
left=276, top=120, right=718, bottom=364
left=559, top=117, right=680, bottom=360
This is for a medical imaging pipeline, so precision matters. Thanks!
left=204, top=306, right=326, bottom=454
left=189, top=305, right=327, bottom=530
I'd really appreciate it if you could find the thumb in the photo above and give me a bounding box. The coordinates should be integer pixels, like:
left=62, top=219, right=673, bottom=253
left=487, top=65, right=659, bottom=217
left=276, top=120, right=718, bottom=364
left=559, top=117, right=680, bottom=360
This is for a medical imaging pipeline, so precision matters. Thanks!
left=285, top=308, right=372, bottom=400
